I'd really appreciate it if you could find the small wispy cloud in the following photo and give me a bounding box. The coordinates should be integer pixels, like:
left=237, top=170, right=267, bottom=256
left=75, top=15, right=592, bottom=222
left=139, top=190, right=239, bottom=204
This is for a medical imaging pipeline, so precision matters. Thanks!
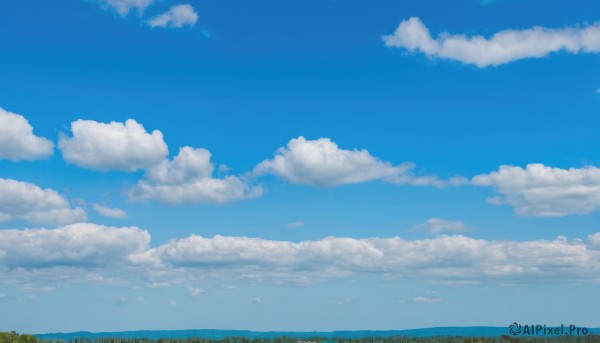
left=147, top=282, right=169, bottom=289
left=93, top=203, right=127, bottom=219
left=114, top=296, right=127, bottom=305
left=147, top=4, right=198, bottom=28
left=187, top=286, right=204, bottom=299
left=412, top=218, right=470, bottom=234
left=252, top=297, right=262, bottom=305
left=94, top=1, right=198, bottom=31
left=23, top=286, right=56, bottom=293
left=97, top=0, right=155, bottom=16
left=332, top=297, right=356, bottom=305
left=287, top=220, right=305, bottom=229
left=414, top=296, right=443, bottom=303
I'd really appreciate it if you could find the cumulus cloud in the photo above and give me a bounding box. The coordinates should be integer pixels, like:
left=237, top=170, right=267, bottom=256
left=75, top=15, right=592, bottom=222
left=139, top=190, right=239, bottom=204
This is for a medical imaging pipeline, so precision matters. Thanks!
left=130, top=233, right=600, bottom=285
left=588, top=233, right=600, bottom=248
left=0, top=178, right=86, bottom=225
left=92, top=204, right=127, bottom=219
left=254, top=137, right=466, bottom=187
left=129, top=146, right=263, bottom=204
left=383, top=17, right=600, bottom=67
left=412, top=218, right=470, bottom=234
left=472, top=163, right=600, bottom=217
left=147, top=4, right=198, bottom=28
left=0, top=108, right=54, bottom=161
left=254, top=136, right=407, bottom=186
left=0, top=223, right=150, bottom=268
left=97, top=0, right=155, bottom=16
left=59, top=119, right=168, bottom=172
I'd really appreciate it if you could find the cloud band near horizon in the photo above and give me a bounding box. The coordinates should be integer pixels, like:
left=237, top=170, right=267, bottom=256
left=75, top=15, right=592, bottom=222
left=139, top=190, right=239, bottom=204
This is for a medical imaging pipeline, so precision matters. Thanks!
left=1, top=223, right=600, bottom=288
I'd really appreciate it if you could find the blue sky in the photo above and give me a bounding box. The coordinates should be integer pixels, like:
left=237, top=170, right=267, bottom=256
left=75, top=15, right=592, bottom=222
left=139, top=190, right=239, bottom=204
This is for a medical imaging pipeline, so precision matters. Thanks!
left=0, top=0, right=600, bottom=334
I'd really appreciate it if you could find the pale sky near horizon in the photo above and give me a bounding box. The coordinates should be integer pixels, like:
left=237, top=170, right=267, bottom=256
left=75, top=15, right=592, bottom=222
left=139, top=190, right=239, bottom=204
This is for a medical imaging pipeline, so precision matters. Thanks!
left=0, top=0, right=599, bottom=334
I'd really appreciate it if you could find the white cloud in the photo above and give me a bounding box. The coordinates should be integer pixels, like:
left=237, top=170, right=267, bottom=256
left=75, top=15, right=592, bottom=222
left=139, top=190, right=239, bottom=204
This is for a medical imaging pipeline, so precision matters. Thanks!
left=383, top=17, right=600, bottom=67
left=130, top=233, right=600, bottom=285
left=2, top=224, right=600, bottom=286
left=287, top=221, right=305, bottom=229
left=412, top=218, right=470, bottom=234
left=587, top=233, right=600, bottom=248
left=0, top=223, right=150, bottom=268
left=0, top=108, right=54, bottom=161
left=0, top=178, right=86, bottom=225
left=252, top=297, right=262, bottom=305
left=332, top=297, right=356, bottom=305
left=98, top=0, right=154, bottom=16
left=59, top=119, right=168, bottom=172
left=472, top=163, right=600, bottom=217
left=218, top=164, right=232, bottom=174
left=129, top=146, right=263, bottom=205
left=254, top=136, right=406, bottom=187
left=22, top=285, right=57, bottom=293
left=114, top=296, right=127, bottom=305
left=414, top=296, right=443, bottom=303
left=187, top=286, right=204, bottom=299
left=254, top=137, right=466, bottom=187
left=147, top=4, right=198, bottom=28
left=147, top=282, right=169, bottom=289
left=93, top=204, right=127, bottom=219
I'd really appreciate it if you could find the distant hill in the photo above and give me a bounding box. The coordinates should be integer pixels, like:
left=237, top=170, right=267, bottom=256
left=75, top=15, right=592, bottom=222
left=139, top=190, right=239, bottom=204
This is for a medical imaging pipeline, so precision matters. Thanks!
left=34, top=327, right=600, bottom=341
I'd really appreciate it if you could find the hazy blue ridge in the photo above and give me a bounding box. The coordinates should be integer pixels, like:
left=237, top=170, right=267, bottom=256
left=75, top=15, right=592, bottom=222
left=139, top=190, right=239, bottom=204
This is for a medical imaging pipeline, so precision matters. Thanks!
left=34, top=327, right=600, bottom=340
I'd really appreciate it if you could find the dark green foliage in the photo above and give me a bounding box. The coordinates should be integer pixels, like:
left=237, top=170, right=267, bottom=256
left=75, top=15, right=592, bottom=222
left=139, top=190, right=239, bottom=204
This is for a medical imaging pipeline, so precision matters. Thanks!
left=2, top=332, right=600, bottom=343
left=0, top=331, right=37, bottom=343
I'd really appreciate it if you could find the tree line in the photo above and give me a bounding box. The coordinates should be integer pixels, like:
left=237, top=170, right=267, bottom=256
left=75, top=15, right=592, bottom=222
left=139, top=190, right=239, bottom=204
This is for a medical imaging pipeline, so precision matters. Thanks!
left=2, top=332, right=600, bottom=343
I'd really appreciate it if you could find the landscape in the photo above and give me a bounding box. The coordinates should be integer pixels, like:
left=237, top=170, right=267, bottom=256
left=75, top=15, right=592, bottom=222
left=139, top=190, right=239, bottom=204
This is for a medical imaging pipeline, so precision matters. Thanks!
left=2, top=331, right=600, bottom=343
left=0, top=0, right=599, bottom=340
